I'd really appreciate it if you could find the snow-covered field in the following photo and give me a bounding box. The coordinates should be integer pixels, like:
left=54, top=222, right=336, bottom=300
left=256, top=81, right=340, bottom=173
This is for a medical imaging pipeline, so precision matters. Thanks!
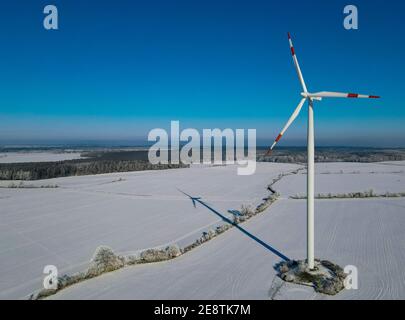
left=275, top=162, right=405, bottom=197
left=0, top=163, right=300, bottom=299
left=1, top=161, right=404, bottom=300
left=0, top=151, right=84, bottom=163
left=49, top=198, right=405, bottom=300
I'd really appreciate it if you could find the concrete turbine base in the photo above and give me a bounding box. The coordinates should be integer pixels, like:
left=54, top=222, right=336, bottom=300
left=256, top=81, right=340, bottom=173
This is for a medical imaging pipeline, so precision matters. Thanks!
left=275, top=259, right=347, bottom=296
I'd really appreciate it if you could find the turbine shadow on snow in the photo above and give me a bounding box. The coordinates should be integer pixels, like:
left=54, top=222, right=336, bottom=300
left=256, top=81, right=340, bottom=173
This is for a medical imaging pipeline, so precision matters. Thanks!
left=178, top=189, right=290, bottom=262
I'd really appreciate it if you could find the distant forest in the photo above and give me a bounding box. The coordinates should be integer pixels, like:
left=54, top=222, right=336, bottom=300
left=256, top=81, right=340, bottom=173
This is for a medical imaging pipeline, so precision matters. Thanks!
left=257, top=147, right=405, bottom=163
left=0, top=157, right=187, bottom=181
left=1, top=147, right=405, bottom=180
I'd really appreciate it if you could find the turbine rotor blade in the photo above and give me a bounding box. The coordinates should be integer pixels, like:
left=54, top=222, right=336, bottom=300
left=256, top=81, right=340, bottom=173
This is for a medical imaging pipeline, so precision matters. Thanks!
left=309, top=91, right=380, bottom=99
left=265, top=98, right=307, bottom=155
left=288, top=32, right=308, bottom=93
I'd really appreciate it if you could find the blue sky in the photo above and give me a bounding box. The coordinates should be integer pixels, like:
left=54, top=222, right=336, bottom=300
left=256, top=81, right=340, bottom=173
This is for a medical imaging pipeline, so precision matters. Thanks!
left=0, top=0, right=404, bottom=146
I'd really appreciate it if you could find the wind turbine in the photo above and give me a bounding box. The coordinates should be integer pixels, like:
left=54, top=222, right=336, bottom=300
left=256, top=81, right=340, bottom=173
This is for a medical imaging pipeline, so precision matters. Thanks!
left=267, top=33, right=380, bottom=270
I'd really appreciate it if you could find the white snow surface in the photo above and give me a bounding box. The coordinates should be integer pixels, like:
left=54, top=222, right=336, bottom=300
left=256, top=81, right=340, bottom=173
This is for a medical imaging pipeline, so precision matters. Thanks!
left=0, top=152, right=84, bottom=163
left=1, top=161, right=404, bottom=299
left=0, top=163, right=299, bottom=299
left=275, top=161, right=405, bottom=197
left=49, top=198, right=405, bottom=300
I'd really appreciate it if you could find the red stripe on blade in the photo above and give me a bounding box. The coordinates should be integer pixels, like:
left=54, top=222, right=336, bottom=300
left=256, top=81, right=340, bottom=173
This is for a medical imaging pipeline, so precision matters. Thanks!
left=348, top=93, right=358, bottom=98
left=287, top=32, right=291, bottom=39
left=369, top=95, right=380, bottom=99
left=291, top=47, right=295, bottom=56
left=275, top=134, right=283, bottom=142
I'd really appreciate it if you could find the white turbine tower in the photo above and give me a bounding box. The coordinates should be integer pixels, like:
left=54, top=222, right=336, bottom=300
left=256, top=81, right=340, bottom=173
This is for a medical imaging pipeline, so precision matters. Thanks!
left=267, top=33, right=380, bottom=270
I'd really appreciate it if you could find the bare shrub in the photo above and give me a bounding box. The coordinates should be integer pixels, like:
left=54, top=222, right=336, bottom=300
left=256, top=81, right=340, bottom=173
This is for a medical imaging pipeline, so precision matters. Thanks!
left=240, top=205, right=254, bottom=217
left=166, top=244, right=181, bottom=258
left=124, top=255, right=139, bottom=266
left=86, top=246, right=124, bottom=278
left=140, top=248, right=168, bottom=263
left=140, top=245, right=181, bottom=263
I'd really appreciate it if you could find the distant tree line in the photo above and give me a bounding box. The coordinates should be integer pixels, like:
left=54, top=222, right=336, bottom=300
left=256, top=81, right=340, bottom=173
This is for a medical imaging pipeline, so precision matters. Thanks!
left=0, top=159, right=188, bottom=181
left=257, top=148, right=405, bottom=163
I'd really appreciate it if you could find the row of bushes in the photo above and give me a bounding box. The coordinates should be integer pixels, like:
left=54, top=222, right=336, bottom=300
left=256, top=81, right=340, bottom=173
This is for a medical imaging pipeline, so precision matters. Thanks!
left=267, top=168, right=304, bottom=194
left=0, top=181, right=59, bottom=188
left=290, top=189, right=405, bottom=199
left=33, top=244, right=182, bottom=299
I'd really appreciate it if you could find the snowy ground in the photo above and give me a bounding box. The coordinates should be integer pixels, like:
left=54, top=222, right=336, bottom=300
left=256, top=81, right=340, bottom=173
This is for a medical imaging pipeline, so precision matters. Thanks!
left=0, top=163, right=300, bottom=299
left=49, top=198, right=405, bottom=300
left=0, top=152, right=84, bottom=163
left=275, top=162, right=405, bottom=197
left=1, top=161, right=404, bottom=300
